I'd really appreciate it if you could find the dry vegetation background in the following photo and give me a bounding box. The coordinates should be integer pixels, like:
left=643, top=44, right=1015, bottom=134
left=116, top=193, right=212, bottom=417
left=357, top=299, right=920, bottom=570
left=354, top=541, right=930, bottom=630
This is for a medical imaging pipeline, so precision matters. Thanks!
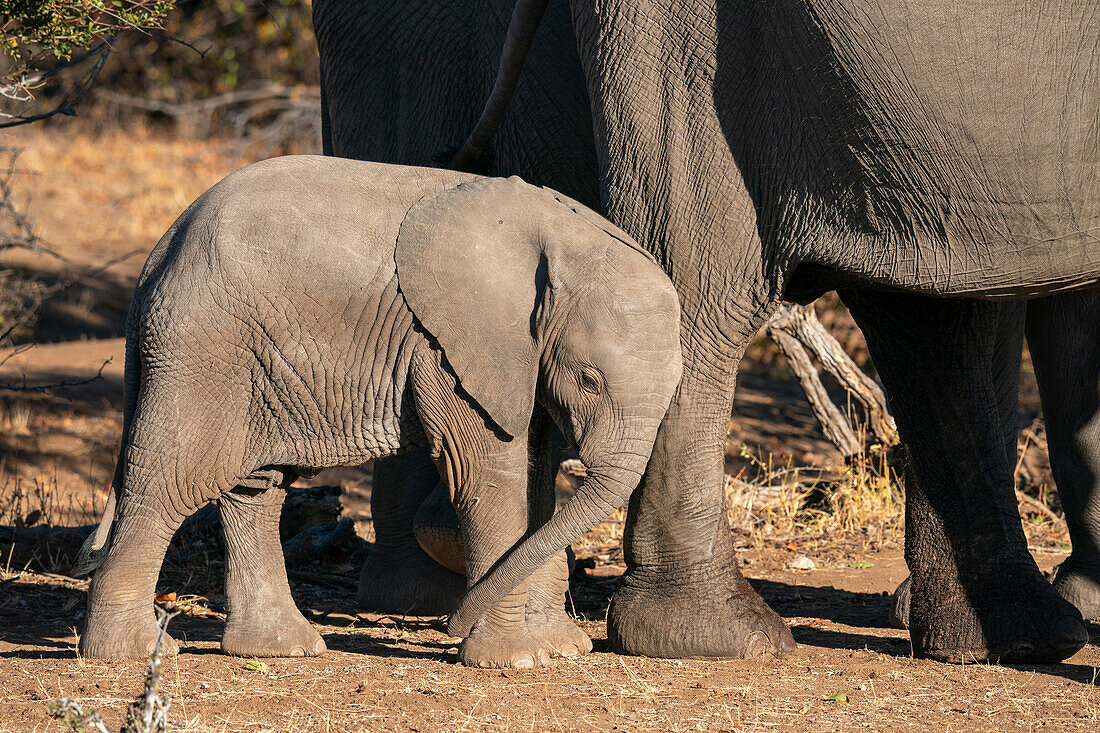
left=0, top=4, right=1095, bottom=731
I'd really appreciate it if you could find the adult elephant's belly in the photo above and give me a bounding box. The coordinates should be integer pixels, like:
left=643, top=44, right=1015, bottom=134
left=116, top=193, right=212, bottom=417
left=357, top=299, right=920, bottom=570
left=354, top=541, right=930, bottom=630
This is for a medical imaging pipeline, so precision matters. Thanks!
left=799, top=193, right=1100, bottom=299
left=771, top=0, right=1099, bottom=298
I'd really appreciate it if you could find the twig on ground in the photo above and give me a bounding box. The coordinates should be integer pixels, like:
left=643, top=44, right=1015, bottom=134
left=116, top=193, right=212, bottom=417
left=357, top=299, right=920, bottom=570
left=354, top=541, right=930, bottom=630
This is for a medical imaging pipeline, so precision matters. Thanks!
left=47, top=607, right=179, bottom=732
left=1015, top=489, right=1062, bottom=525
left=286, top=568, right=357, bottom=589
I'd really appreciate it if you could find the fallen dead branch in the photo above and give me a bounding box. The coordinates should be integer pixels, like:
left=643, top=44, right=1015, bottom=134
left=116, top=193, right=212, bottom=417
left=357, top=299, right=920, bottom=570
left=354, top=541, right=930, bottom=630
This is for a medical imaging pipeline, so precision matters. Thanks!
left=97, top=84, right=321, bottom=154
left=765, top=303, right=899, bottom=457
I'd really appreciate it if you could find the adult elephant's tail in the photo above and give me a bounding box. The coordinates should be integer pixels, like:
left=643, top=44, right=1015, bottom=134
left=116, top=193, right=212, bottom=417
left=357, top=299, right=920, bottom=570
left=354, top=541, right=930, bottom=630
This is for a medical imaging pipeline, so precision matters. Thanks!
left=449, top=0, right=550, bottom=171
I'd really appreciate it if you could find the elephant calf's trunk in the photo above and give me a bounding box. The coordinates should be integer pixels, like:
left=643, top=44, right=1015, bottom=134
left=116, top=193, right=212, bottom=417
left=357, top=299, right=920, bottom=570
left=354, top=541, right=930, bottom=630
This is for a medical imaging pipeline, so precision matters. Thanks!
left=446, top=470, right=636, bottom=637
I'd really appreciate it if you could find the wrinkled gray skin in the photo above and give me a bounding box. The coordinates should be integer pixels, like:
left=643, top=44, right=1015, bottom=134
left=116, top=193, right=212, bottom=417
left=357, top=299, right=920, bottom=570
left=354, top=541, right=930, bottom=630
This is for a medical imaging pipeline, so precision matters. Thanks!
left=313, top=0, right=601, bottom=617
left=314, top=0, right=1100, bottom=663
left=894, top=291, right=1100, bottom=629
left=75, top=156, right=683, bottom=668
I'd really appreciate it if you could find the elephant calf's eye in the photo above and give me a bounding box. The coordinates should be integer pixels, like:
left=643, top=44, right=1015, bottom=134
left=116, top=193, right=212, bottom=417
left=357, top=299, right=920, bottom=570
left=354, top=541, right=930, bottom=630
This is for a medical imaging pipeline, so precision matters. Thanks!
left=579, top=370, right=603, bottom=396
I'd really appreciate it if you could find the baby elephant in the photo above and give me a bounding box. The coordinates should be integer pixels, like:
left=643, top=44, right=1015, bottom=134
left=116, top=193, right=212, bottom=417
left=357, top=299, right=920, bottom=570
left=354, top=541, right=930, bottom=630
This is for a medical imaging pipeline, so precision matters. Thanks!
left=75, top=156, right=682, bottom=668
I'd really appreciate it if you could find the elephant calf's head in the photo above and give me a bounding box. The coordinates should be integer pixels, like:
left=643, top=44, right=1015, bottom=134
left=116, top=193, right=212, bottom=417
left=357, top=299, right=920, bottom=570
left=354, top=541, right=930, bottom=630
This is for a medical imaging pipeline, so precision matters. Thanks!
left=396, top=176, right=682, bottom=477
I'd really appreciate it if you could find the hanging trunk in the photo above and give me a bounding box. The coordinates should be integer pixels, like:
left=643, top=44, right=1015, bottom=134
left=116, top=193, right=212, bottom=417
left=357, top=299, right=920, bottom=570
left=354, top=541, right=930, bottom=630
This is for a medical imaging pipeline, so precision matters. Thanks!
left=447, top=462, right=641, bottom=637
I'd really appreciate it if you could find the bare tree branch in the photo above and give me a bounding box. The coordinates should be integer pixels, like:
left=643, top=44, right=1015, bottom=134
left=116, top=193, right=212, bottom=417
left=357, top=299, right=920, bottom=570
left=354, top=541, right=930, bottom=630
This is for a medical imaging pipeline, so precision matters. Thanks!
left=0, top=355, right=112, bottom=393
left=0, top=41, right=113, bottom=129
left=765, top=303, right=899, bottom=457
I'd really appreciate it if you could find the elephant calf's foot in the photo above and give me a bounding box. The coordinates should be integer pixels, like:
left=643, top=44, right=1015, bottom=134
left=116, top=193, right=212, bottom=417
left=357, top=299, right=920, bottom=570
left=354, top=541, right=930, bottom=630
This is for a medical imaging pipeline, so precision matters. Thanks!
left=357, top=546, right=465, bottom=616
left=459, top=625, right=552, bottom=669
left=80, top=616, right=180, bottom=660
left=1053, top=557, right=1100, bottom=621
left=608, top=564, right=796, bottom=659
left=911, top=566, right=1087, bottom=664
left=222, top=608, right=326, bottom=658
left=527, top=609, right=593, bottom=659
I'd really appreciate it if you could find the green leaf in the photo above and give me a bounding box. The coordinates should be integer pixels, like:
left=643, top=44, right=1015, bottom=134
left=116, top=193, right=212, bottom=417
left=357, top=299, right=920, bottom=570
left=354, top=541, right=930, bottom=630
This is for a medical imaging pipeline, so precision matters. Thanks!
left=243, top=660, right=269, bottom=675
left=849, top=561, right=873, bottom=569
left=822, top=693, right=848, bottom=703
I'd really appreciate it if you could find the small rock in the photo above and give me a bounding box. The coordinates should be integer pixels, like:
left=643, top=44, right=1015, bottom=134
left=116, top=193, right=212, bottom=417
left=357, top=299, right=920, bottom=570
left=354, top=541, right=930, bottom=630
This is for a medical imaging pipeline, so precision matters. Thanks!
left=788, top=555, right=816, bottom=571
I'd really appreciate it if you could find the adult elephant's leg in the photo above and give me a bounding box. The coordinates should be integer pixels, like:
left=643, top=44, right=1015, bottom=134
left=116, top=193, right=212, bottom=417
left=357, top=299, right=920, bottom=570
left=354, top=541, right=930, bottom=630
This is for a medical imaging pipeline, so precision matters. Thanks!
left=219, top=487, right=326, bottom=657
left=890, top=301, right=1026, bottom=629
left=356, top=450, right=465, bottom=614
left=842, top=289, right=1085, bottom=663
left=1028, top=291, right=1100, bottom=620
left=608, top=317, right=796, bottom=659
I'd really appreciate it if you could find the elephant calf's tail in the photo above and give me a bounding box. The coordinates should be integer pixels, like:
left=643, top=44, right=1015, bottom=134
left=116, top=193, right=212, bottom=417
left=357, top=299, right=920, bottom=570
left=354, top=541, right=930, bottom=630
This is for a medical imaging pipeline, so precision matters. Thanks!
left=72, top=299, right=143, bottom=578
left=446, top=470, right=634, bottom=638
left=71, top=485, right=117, bottom=577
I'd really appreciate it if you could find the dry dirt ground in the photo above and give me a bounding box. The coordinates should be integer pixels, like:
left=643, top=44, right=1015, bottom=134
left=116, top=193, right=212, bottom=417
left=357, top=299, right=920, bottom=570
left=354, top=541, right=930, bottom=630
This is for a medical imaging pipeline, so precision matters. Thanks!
left=1, top=126, right=1096, bottom=732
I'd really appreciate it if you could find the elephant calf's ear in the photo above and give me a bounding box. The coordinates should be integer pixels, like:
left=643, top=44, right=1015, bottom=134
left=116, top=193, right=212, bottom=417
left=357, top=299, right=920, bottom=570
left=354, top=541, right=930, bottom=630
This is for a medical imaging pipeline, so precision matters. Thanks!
left=396, top=178, right=546, bottom=438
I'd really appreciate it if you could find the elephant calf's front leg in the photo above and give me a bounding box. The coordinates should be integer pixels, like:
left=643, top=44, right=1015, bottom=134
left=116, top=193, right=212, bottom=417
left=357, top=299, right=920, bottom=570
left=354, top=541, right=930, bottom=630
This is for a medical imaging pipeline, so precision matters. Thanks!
left=451, top=438, right=550, bottom=669
left=524, top=550, right=592, bottom=658
left=219, top=487, right=326, bottom=657
left=522, top=413, right=592, bottom=659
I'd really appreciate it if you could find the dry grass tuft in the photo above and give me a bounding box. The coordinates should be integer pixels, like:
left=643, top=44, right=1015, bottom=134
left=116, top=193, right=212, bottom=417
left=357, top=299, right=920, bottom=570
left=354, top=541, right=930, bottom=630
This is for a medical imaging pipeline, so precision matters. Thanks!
left=1, top=400, right=31, bottom=435
left=725, top=442, right=902, bottom=540
left=0, top=469, right=100, bottom=528
left=819, top=446, right=903, bottom=535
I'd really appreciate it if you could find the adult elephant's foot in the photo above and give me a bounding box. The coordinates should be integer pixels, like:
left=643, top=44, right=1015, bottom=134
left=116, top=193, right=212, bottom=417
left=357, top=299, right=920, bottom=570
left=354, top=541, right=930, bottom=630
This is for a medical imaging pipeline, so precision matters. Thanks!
left=80, top=613, right=179, bottom=660
left=459, top=625, right=552, bottom=669
left=357, top=546, right=465, bottom=615
left=910, top=562, right=1087, bottom=664
left=222, top=607, right=326, bottom=657
left=1052, top=557, right=1100, bottom=621
left=608, top=563, right=796, bottom=659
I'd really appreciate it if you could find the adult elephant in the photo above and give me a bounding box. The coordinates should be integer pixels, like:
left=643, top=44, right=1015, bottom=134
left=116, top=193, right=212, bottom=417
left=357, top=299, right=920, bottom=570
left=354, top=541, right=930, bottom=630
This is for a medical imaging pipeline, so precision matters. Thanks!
left=314, top=0, right=1100, bottom=662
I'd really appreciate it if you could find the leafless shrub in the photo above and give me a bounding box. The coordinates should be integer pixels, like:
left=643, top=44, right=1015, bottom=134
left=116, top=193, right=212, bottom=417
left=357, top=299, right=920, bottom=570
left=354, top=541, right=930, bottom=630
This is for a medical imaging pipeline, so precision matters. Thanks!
left=0, top=143, right=46, bottom=344
left=47, top=607, right=179, bottom=733
left=97, top=83, right=322, bottom=155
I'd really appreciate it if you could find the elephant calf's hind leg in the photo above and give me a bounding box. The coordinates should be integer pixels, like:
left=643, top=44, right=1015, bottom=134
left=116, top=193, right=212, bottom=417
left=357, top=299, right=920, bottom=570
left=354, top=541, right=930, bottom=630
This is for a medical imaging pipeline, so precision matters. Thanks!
left=81, top=508, right=183, bottom=660
left=219, top=487, right=326, bottom=657
left=357, top=450, right=466, bottom=615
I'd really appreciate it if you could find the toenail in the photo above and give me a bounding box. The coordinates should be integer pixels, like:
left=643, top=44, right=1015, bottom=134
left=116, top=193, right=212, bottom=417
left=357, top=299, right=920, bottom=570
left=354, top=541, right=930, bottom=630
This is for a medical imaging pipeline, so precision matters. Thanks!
left=1055, top=616, right=1089, bottom=646
left=561, top=644, right=579, bottom=657
left=290, top=646, right=306, bottom=657
left=744, top=631, right=772, bottom=659
left=513, top=656, right=534, bottom=669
